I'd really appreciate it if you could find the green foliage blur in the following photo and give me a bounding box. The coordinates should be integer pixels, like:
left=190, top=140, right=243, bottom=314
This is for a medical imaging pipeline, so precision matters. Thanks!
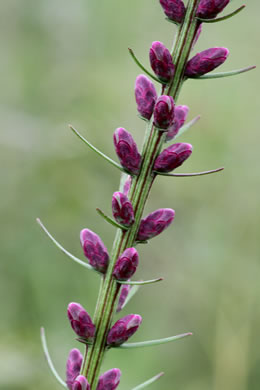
left=0, top=1, right=259, bottom=389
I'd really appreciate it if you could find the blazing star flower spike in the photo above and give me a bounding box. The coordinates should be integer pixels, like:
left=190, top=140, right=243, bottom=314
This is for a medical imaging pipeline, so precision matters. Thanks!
left=116, top=284, right=131, bottom=312
left=185, top=47, right=229, bottom=77
left=166, top=105, right=189, bottom=141
left=137, top=208, right=175, bottom=241
left=135, top=75, right=157, bottom=120
left=107, top=314, right=142, bottom=346
left=97, top=368, right=122, bottom=390
left=113, top=248, right=139, bottom=281
left=154, top=95, right=175, bottom=130
left=113, top=127, right=141, bottom=175
left=80, top=228, right=109, bottom=273
left=112, top=192, right=135, bottom=227
left=160, top=0, right=186, bottom=23
left=67, top=302, right=96, bottom=340
left=149, top=41, right=175, bottom=82
left=72, top=376, right=91, bottom=390
left=197, top=0, right=230, bottom=19
left=154, top=142, right=193, bottom=173
left=66, top=349, right=83, bottom=390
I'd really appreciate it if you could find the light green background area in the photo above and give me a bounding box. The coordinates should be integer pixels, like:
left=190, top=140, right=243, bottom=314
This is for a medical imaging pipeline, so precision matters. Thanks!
left=0, top=1, right=259, bottom=389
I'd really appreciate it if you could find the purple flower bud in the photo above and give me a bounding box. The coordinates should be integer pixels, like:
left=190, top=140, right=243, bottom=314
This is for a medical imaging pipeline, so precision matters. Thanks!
left=113, top=127, right=141, bottom=175
left=66, top=349, right=83, bottom=390
left=123, top=175, right=132, bottom=196
left=113, top=248, right=139, bottom=281
left=166, top=105, right=189, bottom=141
left=112, top=192, right=135, bottom=227
left=197, top=0, right=230, bottom=19
left=116, top=284, right=131, bottom=312
left=80, top=229, right=109, bottom=273
left=154, top=142, right=193, bottom=173
left=137, top=209, right=175, bottom=241
left=67, top=302, right=96, bottom=340
left=97, top=368, right=121, bottom=390
left=135, top=75, right=157, bottom=120
left=185, top=47, right=229, bottom=77
left=149, top=41, right=175, bottom=82
left=154, top=95, right=175, bottom=129
left=159, top=0, right=186, bottom=23
left=72, top=376, right=90, bottom=390
left=107, top=314, right=142, bottom=346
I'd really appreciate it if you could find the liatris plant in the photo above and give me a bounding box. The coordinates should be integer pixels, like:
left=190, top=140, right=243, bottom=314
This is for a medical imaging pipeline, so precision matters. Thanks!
left=38, top=1, right=255, bottom=389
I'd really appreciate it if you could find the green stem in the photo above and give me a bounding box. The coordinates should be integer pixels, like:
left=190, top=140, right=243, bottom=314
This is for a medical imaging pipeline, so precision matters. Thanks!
left=82, top=1, right=201, bottom=388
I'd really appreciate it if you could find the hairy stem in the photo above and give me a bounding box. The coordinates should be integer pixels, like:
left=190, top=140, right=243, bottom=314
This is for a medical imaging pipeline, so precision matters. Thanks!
left=81, top=1, right=201, bottom=388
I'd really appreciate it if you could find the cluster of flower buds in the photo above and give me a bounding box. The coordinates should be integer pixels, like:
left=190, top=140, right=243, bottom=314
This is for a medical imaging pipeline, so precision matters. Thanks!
left=197, top=0, right=230, bottom=19
left=113, top=127, right=141, bottom=175
left=107, top=314, right=142, bottom=346
left=80, top=229, right=109, bottom=273
left=160, top=0, right=186, bottom=24
left=66, top=350, right=121, bottom=390
left=112, top=192, right=135, bottom=227
left=67, top=303, right=96, bottom=340
left=137, top=208, right=175, bottom=241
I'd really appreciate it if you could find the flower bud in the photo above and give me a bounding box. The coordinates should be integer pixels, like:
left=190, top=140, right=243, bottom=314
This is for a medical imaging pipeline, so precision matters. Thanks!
left=123, top=175, right=132, bottom=196
left=149, top=41, right=175, bottom=82
left=192, top=24, right=202, bottom=50
left=66, top=349, right=83, bottom=390
left=80, top=229, right=109, bottom=273
left=67, top=302, right=96, bottom=340
left=166, top=105, right=189, bottom=141
left=72, top=376, right=90, bottom=390
left=197, top=0, right=230, bottom=19
left=154, top=95, right=175, bottom=129
left=116, top=284, right=131, bottom=312
left=113, top=128, right=141, bottom=175
left=154, top=142, right=193, bottom=173
left=97, top=368, right=121, bottom=390
left=112, top=192, right=135, bottom=227
left=185, top=47, right=229, bottom=77
left=135, top=75, right=157, bottom=120
left=113, top=248, right=139, bottom=281
left=107, top=314, right=142, bottom=346
left=137, top=208, right=175, bottom=241
left=159, top=0, right=186, bottom=23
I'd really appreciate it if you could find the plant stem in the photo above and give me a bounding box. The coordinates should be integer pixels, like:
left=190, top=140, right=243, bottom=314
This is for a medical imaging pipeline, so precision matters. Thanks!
left=81, top=1, right=201, bottom=388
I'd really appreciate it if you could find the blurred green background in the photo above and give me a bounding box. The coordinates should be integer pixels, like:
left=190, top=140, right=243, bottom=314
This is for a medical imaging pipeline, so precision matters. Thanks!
left=0, top=1, right=259, bottom=389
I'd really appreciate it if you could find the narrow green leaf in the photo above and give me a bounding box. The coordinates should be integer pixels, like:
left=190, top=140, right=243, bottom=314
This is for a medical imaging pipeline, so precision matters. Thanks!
left=128, top=48, right=167, bottom=85
left=69, top=125, right=125, bottom=172
left=40, top=327, right=67, bottom=388
left=197, top=5, right=246, bottom=23
left=96, top=208, right=129, bottom=230
left=121, top=285, right=140, bottom=310
left=155, top=167, right=224, bottom=177
left=191, top=66, right=256, bottom=80
left=119, top=332, right=192, bottom=349
left=118, top=278, right=163, bottom=286
left=131, top=372, right=164, bottom=390
left=36, top=218, right=96, bottom=272
left=174, top=115, right=201, bottom=139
